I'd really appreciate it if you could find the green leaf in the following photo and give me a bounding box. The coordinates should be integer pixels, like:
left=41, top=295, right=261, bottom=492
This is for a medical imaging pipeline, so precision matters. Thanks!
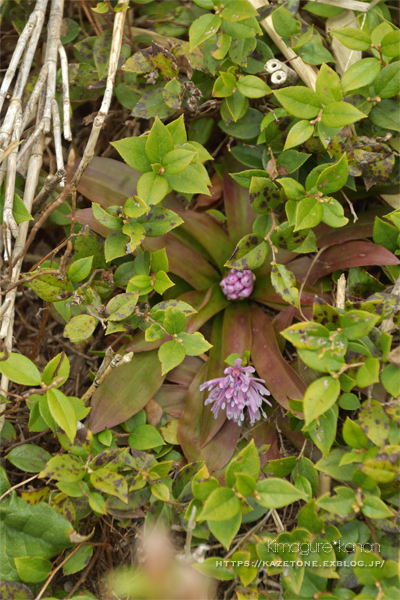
left=339, top=310, right=379, bottom=340
left=221, top=1, right=258, bottom=22
left=321, top=101, right=366, bottom=127
left=145, top=117, right=174, bottom=164
left=316, top=63, right=343, bottom=105
left=255, top=478, right=307, bottom=508
left=369, top=99, right=400, bottom=132
left=321, top=197, right=349, bottom=228
left=221, top=16, right=262, bottom=39
left=92, top=203, right=122, bottom=229
left=179, top=332, right=212, bottom=356
left=213, top=74, right=234, bottom=98
left=236, top=75, right=271, bottom=98
left=63, top=545, right=93, bottom=576
left=131, top=87, right=176, bottom=120
left=47, top=389, right=77, bottom=443
left=294, top=197, right=323, bottom=230
left=106, top=292, right=139, bottom=322
left=128, top=424, right=165, bottom=451
left=165, top=164, right=210, bottom=196
left=341, top=58, right=381, bottom=94
left=162, top=149, right=196, bottom=175
left=374, top=62, right=400, bottom=99
left=316, top=486, right=356, bottom=515
left=0, top=493, right=74, bottom=582
left=361, top=494, right=394, bottom=519
left=163, top=307, right=186, bottom=335
left=0, top=192, right=33, bottom=225
left=208, top=511, right=241, bottom=550
left=272, top=6, right=300, bottom=38
left=111, top=136, right=151, bottom=172
left=359, top=399, right=390, bottom=448
left=284, top=120, right=314, bottom=151
left=104, top=229, right=129, bottom=262
left=137, top=172, right=169, bottom=205
left=380, top=30, right=400, bottom=57
left=64, top=315, right=97, bottom=344
left=225, top=91, right=249, bottom=122
left=201, top=487, right=241, bottom=522
left=39, top=454, right=84, bottom=483
left=14, top=556, right=52, bottom=583
left=153, top=271, right=174, bottom=295
left=189, top=13, right=221, bottom=50
left=316, top=153, right=348, bottom=194
left=158, top=340, right=186, bottom=375
left=192, top=557, right=234, bottom=581
left=381, top=363, right=400, bottom=397
left=249, top=177, right=280, bottom=213
left=356, top=357, right=380, bottom=388
left=361, top=458, right=397, bottom=483
left=303, top=376, right=340, bottom=426
left=124, top=196, right=148, bottom=219
left=305, top=406, right=337, bottom=458
left=162, top=78, right=182, bottom=109
left=342, top=417, right=369, bottom=449
left=68, top=256, right=93, bottom=283
left=151, top=248, right=169, bottom=273
left=42, top=353, right=69, bottom=389
left=219, top=107, right=263, bottom=140
left=271, top=262, right=299, bottom=308
left=331, top=28, right=371, bottom=51
left=7, top=444, right=52, bottom=474
left=211, top=33, right=231, bottom=60
left=90, top=468, right=128, bottom=503
left=0, top=353, right=41, bottom=386
left=225, top=234, right=267, bottom=270
left=225, top=440, right=260, bottom=488
left=278, top=178, right=306, bottom=202
left=274, top=86, right=321, bottom=119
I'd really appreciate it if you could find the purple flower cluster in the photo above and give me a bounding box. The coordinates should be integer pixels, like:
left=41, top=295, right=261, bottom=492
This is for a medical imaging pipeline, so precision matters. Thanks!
left=220, top=269, right=254, bottom=300
left=200, top=358, right=272, bottom=426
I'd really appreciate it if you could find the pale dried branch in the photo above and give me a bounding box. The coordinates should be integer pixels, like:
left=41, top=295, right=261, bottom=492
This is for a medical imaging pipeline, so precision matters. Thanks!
left=71, top=0, right=130, bottom=187
left=249, top=0, right=318, bottom=90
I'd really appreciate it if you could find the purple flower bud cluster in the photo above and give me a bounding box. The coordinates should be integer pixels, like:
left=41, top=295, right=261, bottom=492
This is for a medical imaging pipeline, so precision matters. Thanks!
left=200, top=358, right=272, bottom=426
left=220, top=269, right=255, bottom=300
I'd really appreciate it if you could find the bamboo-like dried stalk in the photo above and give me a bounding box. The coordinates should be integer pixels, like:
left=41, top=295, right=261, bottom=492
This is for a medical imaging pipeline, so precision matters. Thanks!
left=307, top=0, right=381, bottom=13
left=71, top=0, right=130, bottom=187
left=0, top=0, right=68, bottom=433
left=0, top=0, right=49, bottom=149
left=58, top=43, right=72, bottom=141
left=249, top=0, right=318, bottom=91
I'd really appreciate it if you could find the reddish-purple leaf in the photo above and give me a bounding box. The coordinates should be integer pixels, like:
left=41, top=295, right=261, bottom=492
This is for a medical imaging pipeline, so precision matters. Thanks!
left=143, top=234, right=220, bottom=290
left=177, top=359, right=240, bottom=473
left=75, top=157, right=141, bottom=208
left=90, top=350, right=164, bottom=433
left=316, top=206, right=390, bottom=248
left=167, top=356, right=204, bottom=385
left=251, top=305, right=306, bottom=412
left=305, top=241, right=400, bottom=284
left=272, top=306, right=295, bottom=353
left=200, top=313, right=227, bottom=448
left=175, top=209, right=234, bottom=270
left=153, top=384, right=188, bottom=418
left=250, top=418, right=280, bottom=468
left=224, top=154, right=257, bottom=245
left=222, top=301, right=253, bottom=359
left=183, top=286, right=229, bottom=334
